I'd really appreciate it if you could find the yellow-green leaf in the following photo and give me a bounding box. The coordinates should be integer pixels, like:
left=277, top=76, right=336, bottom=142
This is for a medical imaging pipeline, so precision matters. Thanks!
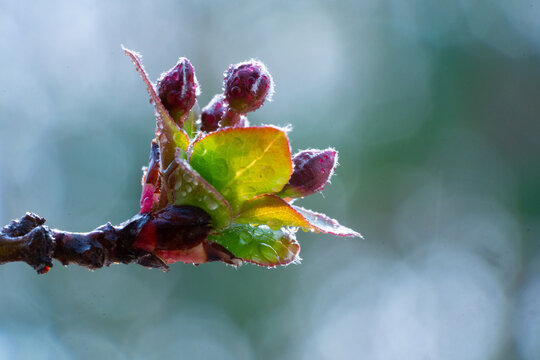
left=236, top=195, right=362, bottom=237
left=236, top=195, right=308, bottom=230
left=190, top=126, right=292, bottom=213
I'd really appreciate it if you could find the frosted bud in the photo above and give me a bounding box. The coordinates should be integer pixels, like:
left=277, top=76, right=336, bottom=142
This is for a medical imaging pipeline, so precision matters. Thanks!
left=157, top=58, right=200, bottom=124
left=223, top=60, right=273, bottom=114
left=279, top=149, right=338, bottom=199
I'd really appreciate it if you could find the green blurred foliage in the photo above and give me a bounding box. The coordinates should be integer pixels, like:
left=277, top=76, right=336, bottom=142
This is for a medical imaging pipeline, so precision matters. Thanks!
left=0, top=0, right=539, bottom=359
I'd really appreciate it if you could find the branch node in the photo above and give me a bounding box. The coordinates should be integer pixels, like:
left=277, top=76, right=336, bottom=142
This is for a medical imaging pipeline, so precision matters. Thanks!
left=25, top=225, right=55, bottom=274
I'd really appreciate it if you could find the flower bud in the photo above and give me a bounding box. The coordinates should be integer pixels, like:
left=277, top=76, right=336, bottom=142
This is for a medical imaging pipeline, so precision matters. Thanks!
left=279, top=149, right=338, bottom=199
left=200, top=94, right=247, bottom=132
left=157, top=58, right=200, bottom=124
left=200, top=94, right=226, bottom=132
left=223, top=60, right=273, bottom=114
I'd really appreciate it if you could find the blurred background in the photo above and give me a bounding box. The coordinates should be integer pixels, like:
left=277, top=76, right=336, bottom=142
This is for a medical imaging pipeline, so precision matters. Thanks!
left=0, top=0, right=539, bottom=359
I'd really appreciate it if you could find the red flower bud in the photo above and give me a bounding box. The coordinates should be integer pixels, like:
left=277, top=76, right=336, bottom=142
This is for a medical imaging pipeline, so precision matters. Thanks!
left=279, top=149, right=338, bottom=199
left=223, top=60, right=273, bottom=114
left=157, top=58, right=200, bottom=124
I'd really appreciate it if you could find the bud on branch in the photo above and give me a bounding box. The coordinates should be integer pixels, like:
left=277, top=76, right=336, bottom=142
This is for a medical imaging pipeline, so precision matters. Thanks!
left=279, top=149, right=338, bottom=199
left=157, top=57, right=200, bottom=127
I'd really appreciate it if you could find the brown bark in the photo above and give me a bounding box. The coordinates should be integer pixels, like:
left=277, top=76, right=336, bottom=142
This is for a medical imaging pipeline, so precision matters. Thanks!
left=0, top=212, right=169, bottom=274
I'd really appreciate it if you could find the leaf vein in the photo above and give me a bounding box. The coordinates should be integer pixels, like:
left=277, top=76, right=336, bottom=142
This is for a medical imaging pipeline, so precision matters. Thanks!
left=222, top=132, right=281, bottom=190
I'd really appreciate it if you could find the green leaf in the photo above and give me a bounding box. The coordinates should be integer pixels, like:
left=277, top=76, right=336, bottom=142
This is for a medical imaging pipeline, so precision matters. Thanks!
left=123, top=46, right=189, bottom=169
left=183, top=104, right=200, bottom=138
left=161, top=151, right=233, bottom=228
left=190, top=126, right=293, bottom=213
left=236, top=195, right=362, bottom=237
left=208, top=224, right=300, bottom=266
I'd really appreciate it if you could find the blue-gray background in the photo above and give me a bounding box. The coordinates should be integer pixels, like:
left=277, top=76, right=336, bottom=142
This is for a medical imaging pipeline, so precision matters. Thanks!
left=0, top=1, right=539, bottom=359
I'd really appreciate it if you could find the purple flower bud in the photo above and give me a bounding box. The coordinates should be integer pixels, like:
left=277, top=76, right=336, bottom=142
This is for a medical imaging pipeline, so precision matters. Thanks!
left=200, top=94, right=247, bottom=132
left=200, top=94, right=226, bottom=132
left=223, top=60, right=273, bottom=114
left=157, top=58, right=200, bottom=123
left=279, top=149, right=338, bottom=199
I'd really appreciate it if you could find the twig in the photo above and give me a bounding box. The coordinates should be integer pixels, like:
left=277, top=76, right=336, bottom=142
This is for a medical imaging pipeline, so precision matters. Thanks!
left=0, top=212, right=169, bottom=274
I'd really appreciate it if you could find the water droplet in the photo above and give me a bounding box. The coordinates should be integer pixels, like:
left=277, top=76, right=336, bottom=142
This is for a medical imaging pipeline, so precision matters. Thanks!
left=179, top=190, right=187, bottom=197
left=174, top=178, right=182, bottom=191
left=260, top=243, right=279, bottom=262
left=231, top=86, right=243, bottom=97
left=206, top=198, right=218, bottom=210
left=185, top=184, right=193, bottom=192
left=260, top=166, right=275, bottom=179
left=239, top=232, right=252, bottom=245
left=253, top=228, right=265, bottom=237
left=184, top=172, right=194, bottom=182
left=267, top=220, right=281, bottom=230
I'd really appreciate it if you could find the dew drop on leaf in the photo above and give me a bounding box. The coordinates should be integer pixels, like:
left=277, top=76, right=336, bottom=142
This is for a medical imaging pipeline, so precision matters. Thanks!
left=267, top=219, right=281, bottom=230
left=184, top=172, right=194, bottom=183
left=174, top=177, right=183, bottom=191
left=260, top=165, right=275, bottom=179
left=239, top=232, right=252, bottom=245
left=206, top=198, right=219, bottom=211
left=253, top=228, right=264, bottom=237
left=259, top=243, right=279, bottom=262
